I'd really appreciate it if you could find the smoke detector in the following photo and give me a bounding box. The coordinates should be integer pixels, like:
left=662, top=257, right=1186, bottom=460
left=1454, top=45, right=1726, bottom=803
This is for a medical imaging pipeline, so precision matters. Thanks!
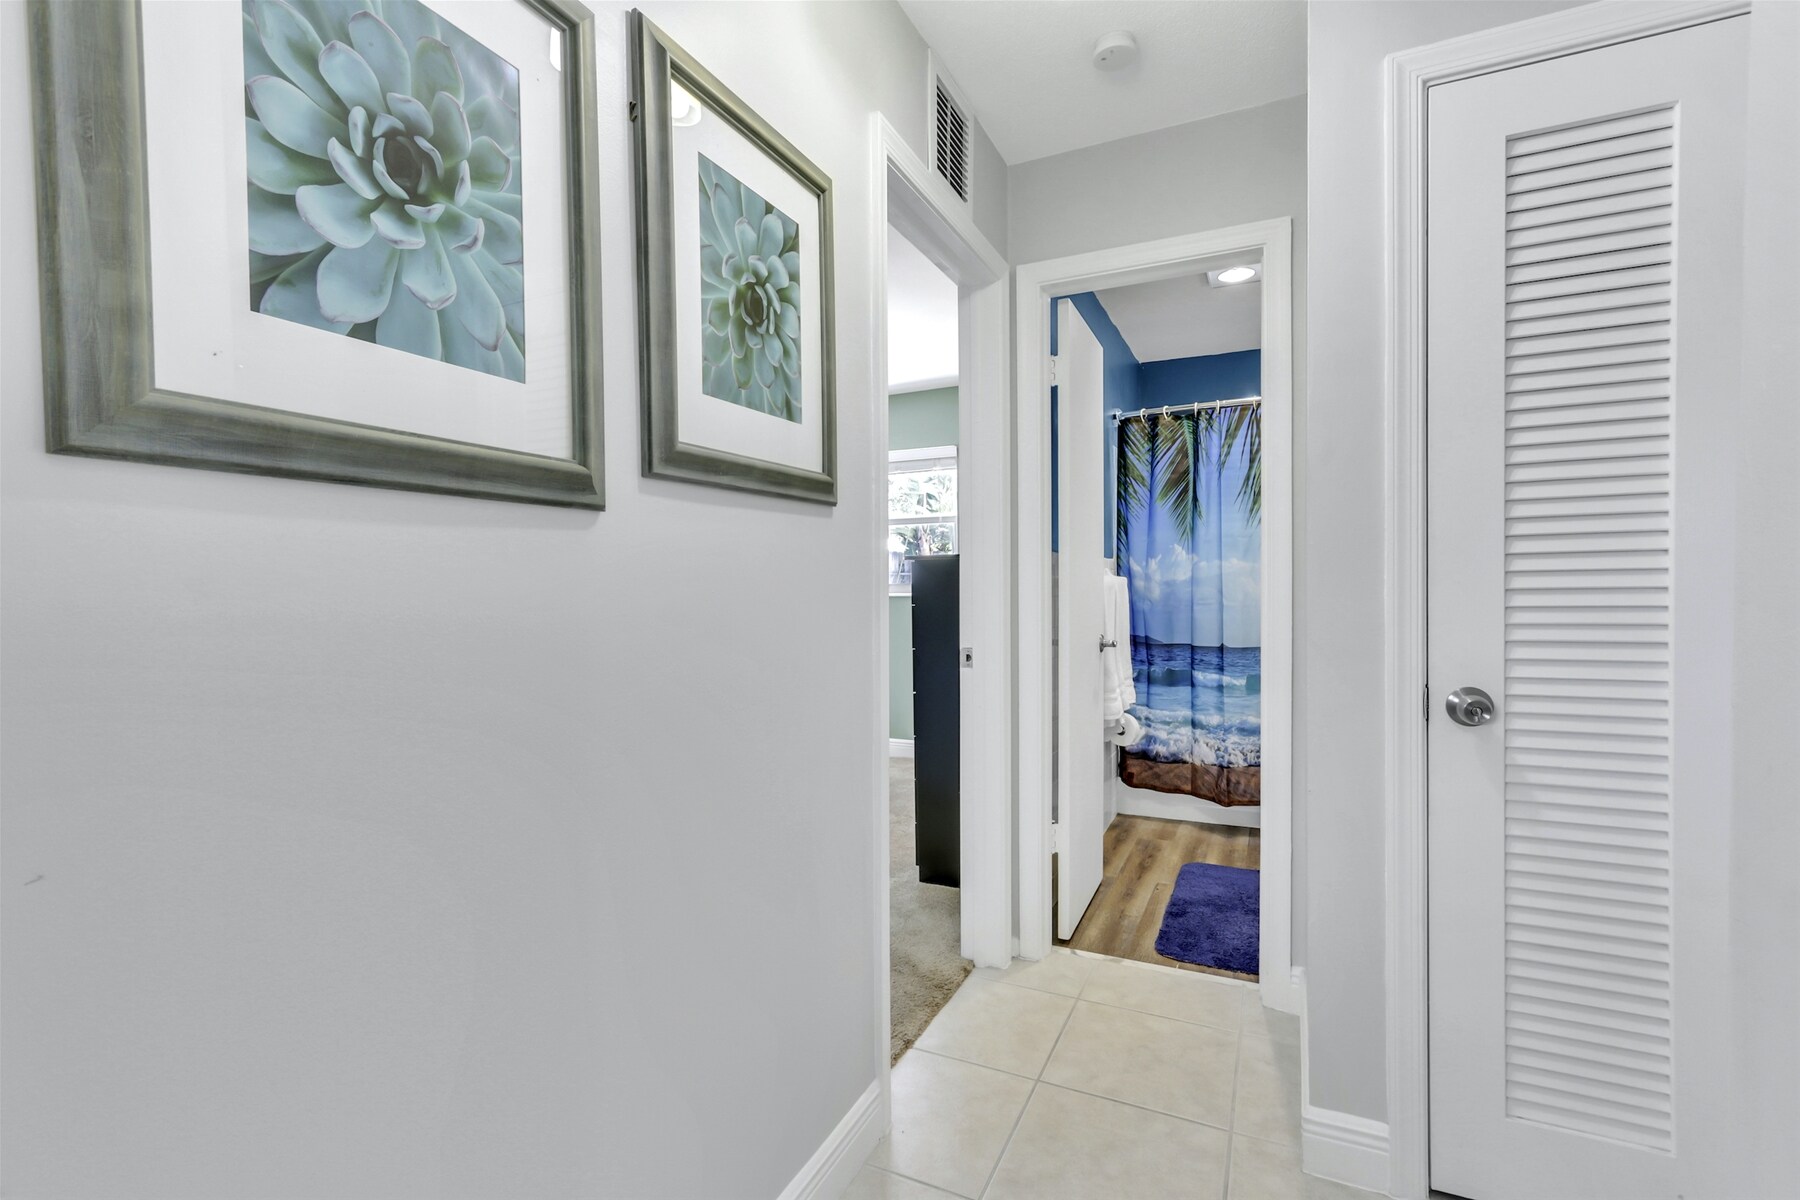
left=1092, top=31, right=1138, bottom=72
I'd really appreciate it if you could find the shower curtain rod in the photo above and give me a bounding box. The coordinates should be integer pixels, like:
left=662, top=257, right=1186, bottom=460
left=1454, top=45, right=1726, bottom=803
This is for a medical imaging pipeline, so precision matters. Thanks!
left=1111, top=396, right=1262, bottom=422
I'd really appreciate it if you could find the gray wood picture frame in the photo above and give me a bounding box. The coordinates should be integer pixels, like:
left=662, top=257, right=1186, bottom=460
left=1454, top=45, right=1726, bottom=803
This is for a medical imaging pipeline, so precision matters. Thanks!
left=26, top=0, right=605, bottom=510
left=628, top=11, right=837, bottom=505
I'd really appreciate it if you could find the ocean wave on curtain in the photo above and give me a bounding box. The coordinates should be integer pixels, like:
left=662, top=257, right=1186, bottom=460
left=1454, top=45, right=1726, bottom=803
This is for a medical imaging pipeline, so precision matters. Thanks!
left=1116, top=406, right=1262, bottom=805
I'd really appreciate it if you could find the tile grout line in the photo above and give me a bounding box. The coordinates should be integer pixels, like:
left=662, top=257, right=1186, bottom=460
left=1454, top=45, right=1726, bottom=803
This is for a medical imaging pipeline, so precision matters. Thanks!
left=970, top=983, right=1086, bottom=1200
left=907, top=984, right=1284, bottom=1122
left=1223, top=1023, right=1249, bottom=1200
left=977, top=967, right=1296, bottom=1041
left=904, top=1046, right=1249, bottom=1137
left=962, top=972, right=1281, bottom=1042
left=861, top=1164, right=959, bottom=1194
left=1068, top=991, right=1245, bottom=1033
left=974, top=1079, right=1038, bottom=1199
left=894, top=968, right=1300, bottom=1198
left=905, top=990, right=1078, bottom=1081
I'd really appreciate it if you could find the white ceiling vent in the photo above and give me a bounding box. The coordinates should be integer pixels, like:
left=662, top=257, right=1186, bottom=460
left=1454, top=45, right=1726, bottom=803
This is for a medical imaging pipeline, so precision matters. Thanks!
left=928, top=54, right=972, bottom=205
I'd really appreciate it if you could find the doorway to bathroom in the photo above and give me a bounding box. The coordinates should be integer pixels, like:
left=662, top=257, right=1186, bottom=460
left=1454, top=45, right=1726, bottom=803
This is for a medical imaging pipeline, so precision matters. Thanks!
left=1016, top=221, right=1297, bottom=1014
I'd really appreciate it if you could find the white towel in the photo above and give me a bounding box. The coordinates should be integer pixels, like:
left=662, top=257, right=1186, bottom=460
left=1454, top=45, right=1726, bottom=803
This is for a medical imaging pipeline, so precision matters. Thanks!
left=1101, top=571, right=1136, bottom=724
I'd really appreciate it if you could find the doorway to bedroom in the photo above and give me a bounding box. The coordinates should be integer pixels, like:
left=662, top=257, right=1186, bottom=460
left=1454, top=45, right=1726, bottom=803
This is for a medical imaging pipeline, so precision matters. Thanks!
left=885, top=223, right=969, bottom=1058
left=868, top=118, right=1013, bottom=1091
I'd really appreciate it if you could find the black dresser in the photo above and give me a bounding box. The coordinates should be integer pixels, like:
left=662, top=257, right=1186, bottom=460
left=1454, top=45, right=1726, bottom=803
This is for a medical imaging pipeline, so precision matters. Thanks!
left=909, top=554, right=960, bottom=887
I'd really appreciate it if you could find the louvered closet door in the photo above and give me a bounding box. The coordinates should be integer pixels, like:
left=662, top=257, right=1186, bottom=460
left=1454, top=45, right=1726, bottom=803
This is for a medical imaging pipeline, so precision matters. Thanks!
left=1425, top=17, right=1748, bottom=1199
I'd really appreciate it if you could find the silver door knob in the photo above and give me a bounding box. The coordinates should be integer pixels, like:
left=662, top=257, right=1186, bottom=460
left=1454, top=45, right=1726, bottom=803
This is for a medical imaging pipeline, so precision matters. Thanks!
left=1445, top=687, right=1495, bottom=727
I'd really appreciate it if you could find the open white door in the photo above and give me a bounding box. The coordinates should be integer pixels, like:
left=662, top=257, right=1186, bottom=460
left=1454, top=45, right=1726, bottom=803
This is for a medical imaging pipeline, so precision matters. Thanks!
left=1426, top=16, right=1748, bottom=1198
left=1054, top=299, right=1107, bottom=941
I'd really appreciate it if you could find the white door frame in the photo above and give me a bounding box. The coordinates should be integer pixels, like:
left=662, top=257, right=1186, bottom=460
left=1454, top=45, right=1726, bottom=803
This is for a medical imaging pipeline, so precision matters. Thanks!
left=867, top=112, right=1012, bottom=1114
left=1014, top=219, right=1298, bottom=1015
left=1381, top=4, right=1748, bottom=1196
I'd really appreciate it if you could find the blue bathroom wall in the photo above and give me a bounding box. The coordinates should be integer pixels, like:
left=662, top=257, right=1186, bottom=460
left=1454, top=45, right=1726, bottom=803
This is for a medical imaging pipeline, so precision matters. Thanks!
left=1138, top=350, right=1261, bottom=411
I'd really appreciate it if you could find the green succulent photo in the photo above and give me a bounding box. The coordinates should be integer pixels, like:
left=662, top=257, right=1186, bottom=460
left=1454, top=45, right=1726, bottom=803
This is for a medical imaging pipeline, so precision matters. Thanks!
left=699, top=156, right=801, bottom=422
left=242, top=0, right=524, bottom=381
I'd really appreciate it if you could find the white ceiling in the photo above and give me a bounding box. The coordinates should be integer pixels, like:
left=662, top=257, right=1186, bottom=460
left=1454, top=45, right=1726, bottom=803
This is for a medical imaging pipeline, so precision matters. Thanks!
left=887, top=228, right=959, bottom=391
left=1093, top=270, right=1261, bottom=363
left=897, top=0, right=1306, bottom=164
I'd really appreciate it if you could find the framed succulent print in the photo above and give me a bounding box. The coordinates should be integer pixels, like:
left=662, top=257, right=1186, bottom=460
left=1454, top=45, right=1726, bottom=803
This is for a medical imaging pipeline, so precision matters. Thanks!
left=629, top=11, right=837, bottom=504
left=27, top=0, right=604, bottom=508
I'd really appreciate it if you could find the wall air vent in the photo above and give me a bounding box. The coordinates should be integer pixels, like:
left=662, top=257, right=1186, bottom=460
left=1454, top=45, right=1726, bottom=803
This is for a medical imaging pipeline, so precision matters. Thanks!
left=928, top=55, right=972, bottom=204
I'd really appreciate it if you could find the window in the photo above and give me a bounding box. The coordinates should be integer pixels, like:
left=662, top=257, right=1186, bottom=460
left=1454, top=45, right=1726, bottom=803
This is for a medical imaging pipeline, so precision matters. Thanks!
left=888, top=445, right=957, bottom=592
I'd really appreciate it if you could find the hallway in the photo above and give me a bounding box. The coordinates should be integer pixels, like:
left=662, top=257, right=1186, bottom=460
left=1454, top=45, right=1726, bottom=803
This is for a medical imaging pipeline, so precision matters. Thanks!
left=850, top=950, right=1377, bottom=1200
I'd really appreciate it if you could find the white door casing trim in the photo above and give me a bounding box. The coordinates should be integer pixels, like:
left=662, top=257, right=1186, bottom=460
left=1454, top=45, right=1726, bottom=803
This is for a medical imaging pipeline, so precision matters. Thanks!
left=1014, top=219, right=1297, bottom=1015
left=1381, top=5, right=1750, bottom=1197
left=867, top=111, right=1012, bottom=1161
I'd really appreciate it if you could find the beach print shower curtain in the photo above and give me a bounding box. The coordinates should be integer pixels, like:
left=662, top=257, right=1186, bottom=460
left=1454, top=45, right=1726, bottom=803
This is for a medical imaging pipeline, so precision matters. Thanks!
left=1116, top=407, right=1262, bottom=805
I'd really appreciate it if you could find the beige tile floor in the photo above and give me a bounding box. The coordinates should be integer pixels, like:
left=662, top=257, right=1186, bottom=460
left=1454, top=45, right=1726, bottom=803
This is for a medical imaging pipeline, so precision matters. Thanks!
left=852, top=949, right=1383, bottom=1200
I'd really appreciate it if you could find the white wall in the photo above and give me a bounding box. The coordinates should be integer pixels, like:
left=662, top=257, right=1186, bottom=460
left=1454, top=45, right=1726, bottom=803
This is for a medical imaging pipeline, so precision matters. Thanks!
left=1009, top=94, right=1309, bottom=962
left=1301, top=0, right=1585, bottom=1128
left=1007, top=96, right=1305, bottom=268
left=971, top=124, right=1010, bottom=261
left=0, top=2, right=976, bottom=1195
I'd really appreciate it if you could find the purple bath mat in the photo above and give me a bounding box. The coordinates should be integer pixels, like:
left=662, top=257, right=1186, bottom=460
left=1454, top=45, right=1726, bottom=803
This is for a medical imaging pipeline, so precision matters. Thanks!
left=1155, top=862, right=1259, bottom=975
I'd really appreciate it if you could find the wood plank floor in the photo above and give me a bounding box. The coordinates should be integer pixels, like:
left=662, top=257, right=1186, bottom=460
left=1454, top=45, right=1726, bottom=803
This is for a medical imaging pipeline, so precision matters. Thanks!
left=1056, top=813, right=1261, bottom=980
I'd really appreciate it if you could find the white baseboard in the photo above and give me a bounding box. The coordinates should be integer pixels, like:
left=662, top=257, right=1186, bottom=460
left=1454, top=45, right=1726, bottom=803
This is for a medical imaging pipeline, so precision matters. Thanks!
left=777, top=1079, right=884, bottom=1200
left=888, top=738, right=914, bottom=758
left=1302, top=1108, right=1391, bottom=1194
left=1296, top=967, right=1392, bottom=1195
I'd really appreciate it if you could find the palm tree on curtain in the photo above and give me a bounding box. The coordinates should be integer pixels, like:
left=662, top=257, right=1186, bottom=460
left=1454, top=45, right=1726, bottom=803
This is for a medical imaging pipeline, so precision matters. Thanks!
left=1219, top=405, right=1262, bottom=523
left=1116, top=413, right=1155, bottom=562
left=1115, top=407, right=1260, bottom=561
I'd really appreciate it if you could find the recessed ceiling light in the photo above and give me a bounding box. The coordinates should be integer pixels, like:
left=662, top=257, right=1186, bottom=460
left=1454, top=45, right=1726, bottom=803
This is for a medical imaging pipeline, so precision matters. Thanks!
left=1217, top=266, right=1258, bottom=285
left=670, top=81, right=703, bottom=127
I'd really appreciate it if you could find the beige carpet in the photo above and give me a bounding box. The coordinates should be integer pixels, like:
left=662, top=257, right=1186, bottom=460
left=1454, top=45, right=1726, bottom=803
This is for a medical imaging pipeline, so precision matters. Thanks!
left=889, top=756, right=972, bottom=1062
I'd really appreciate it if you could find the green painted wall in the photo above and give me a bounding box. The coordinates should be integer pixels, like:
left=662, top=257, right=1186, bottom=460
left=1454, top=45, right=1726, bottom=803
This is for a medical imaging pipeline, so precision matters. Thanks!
left=889, top=386, right=957, bottom=453
left=889, top=386, right=958, bottom=741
